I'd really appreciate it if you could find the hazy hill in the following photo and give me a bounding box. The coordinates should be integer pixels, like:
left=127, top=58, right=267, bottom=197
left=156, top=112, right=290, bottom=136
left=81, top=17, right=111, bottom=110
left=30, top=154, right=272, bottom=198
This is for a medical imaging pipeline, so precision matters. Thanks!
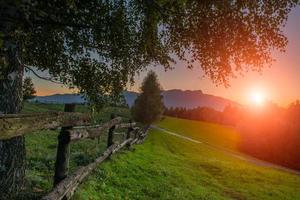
left=33, top=90, right=238, bottom=111
left=161, top=89, right=238, bottom=111
left=33, top=94, right=86, bottom=104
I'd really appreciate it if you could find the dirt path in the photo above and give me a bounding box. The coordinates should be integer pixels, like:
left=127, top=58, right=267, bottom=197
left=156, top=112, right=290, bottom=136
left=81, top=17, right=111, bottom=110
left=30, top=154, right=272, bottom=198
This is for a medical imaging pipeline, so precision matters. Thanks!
left=152, top=125, right=300, bottom=176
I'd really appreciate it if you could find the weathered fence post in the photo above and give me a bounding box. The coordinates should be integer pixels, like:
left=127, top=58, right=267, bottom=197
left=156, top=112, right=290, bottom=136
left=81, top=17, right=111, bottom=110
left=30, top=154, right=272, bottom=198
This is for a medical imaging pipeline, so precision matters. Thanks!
left=134, top=128, right=139, bottom=139
left=126, top=120, right=134, bottom=148
left=107, top=113, right=116, bottom=148
left=53, top=104, right=75, bottom=186
left=140, top=125, right=150, bottom=143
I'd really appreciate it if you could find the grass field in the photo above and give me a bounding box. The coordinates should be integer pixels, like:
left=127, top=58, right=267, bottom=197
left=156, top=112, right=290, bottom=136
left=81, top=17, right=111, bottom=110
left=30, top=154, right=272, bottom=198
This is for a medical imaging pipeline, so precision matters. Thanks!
left=21, top=104, right=300, bottom=199
left=158, top=116, right=240, bottom=150
left=74, top=117, right=300, bottom=200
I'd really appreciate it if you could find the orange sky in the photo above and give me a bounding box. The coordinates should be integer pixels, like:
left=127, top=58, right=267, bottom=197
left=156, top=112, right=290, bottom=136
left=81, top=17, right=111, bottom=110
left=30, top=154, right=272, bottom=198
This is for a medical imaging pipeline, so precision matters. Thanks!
left=31, top=6, right=300, bottom=107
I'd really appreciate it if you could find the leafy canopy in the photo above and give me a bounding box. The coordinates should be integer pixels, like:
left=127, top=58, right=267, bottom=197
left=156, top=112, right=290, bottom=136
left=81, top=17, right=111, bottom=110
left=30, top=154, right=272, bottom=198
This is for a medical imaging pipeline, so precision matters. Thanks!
left=131, top=71, right=164, bottom=125
left=1, top=0, right=299, bottom=105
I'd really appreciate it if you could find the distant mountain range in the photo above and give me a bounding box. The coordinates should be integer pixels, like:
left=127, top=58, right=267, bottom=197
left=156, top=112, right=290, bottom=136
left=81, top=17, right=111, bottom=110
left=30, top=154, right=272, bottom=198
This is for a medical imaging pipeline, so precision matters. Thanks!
left=32, top=90, right=239, bottom=111
left=33, top=94, right=86, bottom=104
left=161, top=90, right=239, bottom=111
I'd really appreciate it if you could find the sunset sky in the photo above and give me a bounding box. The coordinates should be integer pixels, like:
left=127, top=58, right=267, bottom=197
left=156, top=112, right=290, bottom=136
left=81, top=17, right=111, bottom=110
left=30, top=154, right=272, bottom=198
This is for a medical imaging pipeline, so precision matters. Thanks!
left=28, top=6, right=300, bottom=107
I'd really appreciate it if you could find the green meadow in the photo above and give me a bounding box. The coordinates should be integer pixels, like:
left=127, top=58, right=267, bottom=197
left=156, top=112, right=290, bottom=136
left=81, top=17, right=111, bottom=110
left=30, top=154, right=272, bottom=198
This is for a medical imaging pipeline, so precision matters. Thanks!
left=74, top=117, right=300, bottom=200
left=158, top=116, right=240, bottom=150
left=21, top=103, right=300, bottom=199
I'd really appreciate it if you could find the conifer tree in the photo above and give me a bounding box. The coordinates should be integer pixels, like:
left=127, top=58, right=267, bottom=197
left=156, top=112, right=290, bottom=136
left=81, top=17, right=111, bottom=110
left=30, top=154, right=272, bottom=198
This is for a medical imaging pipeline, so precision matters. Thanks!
left=22, top=77, right=36, bottom=100
left=132, top=71, right=164, bottom=125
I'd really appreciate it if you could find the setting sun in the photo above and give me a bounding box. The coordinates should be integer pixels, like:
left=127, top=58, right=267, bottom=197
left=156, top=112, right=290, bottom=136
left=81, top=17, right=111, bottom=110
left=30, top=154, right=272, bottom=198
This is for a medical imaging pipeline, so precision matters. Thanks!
left=250, top=89, right=266, bottom=105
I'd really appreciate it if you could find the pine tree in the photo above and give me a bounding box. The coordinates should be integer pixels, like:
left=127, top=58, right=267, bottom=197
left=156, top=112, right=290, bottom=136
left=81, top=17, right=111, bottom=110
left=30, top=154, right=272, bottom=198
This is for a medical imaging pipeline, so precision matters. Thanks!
left=131, top=71, right=164, bottom=125
left=23, top=77, right=36, bottom=100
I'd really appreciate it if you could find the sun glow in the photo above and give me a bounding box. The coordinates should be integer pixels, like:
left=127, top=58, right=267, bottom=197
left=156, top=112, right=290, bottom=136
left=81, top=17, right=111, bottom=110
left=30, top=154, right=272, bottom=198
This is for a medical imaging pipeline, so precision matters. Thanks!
left=250, top=89, right=266, bottom=106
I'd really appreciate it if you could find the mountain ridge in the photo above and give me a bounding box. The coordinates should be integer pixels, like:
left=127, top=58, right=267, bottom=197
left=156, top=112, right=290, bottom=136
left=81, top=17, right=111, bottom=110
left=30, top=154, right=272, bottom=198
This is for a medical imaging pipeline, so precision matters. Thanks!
left=33, top=90, right=239, bottom=111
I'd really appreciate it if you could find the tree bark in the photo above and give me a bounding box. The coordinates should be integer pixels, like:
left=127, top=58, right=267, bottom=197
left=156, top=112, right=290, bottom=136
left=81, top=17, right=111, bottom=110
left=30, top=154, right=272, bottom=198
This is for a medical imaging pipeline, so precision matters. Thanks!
left=0, top=68, right=25, bottom=199
left=0, top=6, right=25, bottom=197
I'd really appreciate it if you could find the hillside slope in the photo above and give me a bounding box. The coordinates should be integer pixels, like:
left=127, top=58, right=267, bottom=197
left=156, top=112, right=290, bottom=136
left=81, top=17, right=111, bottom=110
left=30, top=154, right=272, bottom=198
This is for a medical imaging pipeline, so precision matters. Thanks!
left=74, top=118, right=300, bottom=200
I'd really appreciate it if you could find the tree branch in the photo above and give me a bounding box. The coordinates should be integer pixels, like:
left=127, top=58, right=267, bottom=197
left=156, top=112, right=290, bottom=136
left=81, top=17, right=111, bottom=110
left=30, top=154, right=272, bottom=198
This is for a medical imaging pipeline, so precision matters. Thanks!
left=24, top=66, right=63, bottom=84
left=16, top=53, right=63, bottom=84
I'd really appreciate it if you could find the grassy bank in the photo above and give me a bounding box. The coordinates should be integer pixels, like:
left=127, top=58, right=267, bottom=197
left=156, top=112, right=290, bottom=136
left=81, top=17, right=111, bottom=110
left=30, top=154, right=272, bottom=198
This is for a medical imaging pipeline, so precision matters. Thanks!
left=74, top=117, right=300, bottom=200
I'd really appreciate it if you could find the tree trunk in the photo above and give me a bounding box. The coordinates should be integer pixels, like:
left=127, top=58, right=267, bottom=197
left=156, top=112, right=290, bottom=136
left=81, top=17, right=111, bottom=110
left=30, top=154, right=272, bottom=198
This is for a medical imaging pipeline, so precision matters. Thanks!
left=0, top=19, right=25, bottom=198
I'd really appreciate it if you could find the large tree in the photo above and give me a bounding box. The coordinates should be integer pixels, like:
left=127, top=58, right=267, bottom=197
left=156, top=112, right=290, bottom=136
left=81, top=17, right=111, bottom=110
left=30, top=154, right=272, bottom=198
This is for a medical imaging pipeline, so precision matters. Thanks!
left=131, top=71, right=164, bottom=125
left=0, top=0, right=299, bottom=197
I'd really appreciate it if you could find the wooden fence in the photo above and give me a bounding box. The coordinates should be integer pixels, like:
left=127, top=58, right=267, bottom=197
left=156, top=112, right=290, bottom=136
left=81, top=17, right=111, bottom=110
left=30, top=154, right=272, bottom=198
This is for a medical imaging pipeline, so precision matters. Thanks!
left=0, top=104, right=148, bottom=200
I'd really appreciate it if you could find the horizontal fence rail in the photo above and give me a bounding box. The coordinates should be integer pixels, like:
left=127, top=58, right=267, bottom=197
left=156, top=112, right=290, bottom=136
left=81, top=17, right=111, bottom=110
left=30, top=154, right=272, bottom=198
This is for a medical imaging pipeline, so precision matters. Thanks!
left=0, top=104, right=150, bottom=200
left=0, top=112, right=91, bottom=140
left=68, top=117, right=123, bottom=141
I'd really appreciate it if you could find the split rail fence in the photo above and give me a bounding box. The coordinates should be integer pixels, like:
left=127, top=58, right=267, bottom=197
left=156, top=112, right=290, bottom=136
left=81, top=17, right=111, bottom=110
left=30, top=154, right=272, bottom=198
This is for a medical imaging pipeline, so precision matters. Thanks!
left=0, top=104, right=149, bottom=200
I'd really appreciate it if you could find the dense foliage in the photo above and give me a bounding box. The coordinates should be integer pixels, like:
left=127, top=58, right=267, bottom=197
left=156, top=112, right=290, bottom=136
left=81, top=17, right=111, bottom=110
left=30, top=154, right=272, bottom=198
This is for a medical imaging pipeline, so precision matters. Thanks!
left=131, top=71, right=164, bottom=125
left=164, top=105, right=240, bottom=126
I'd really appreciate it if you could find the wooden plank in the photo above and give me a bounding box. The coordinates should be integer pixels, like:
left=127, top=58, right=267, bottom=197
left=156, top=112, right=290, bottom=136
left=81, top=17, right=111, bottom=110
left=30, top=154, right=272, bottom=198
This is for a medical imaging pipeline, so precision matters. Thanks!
left=42, top=138, right=133, bottom=200
left=0, top=112, right=91, bottom=140
left=113, top=132, right=125, bottom=136
left=136, top=127, right=150, bottom=144
left=133, top=127, right=140, bottom=138
left=69, top=117, right=122, bottom=141
left=126, top=127, right=149, bottom=146
left=129, top=137, right=139, bottom=146
left=125, top=127, right=148, bottom=146
left=115, top=122, right=136, bottom=129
